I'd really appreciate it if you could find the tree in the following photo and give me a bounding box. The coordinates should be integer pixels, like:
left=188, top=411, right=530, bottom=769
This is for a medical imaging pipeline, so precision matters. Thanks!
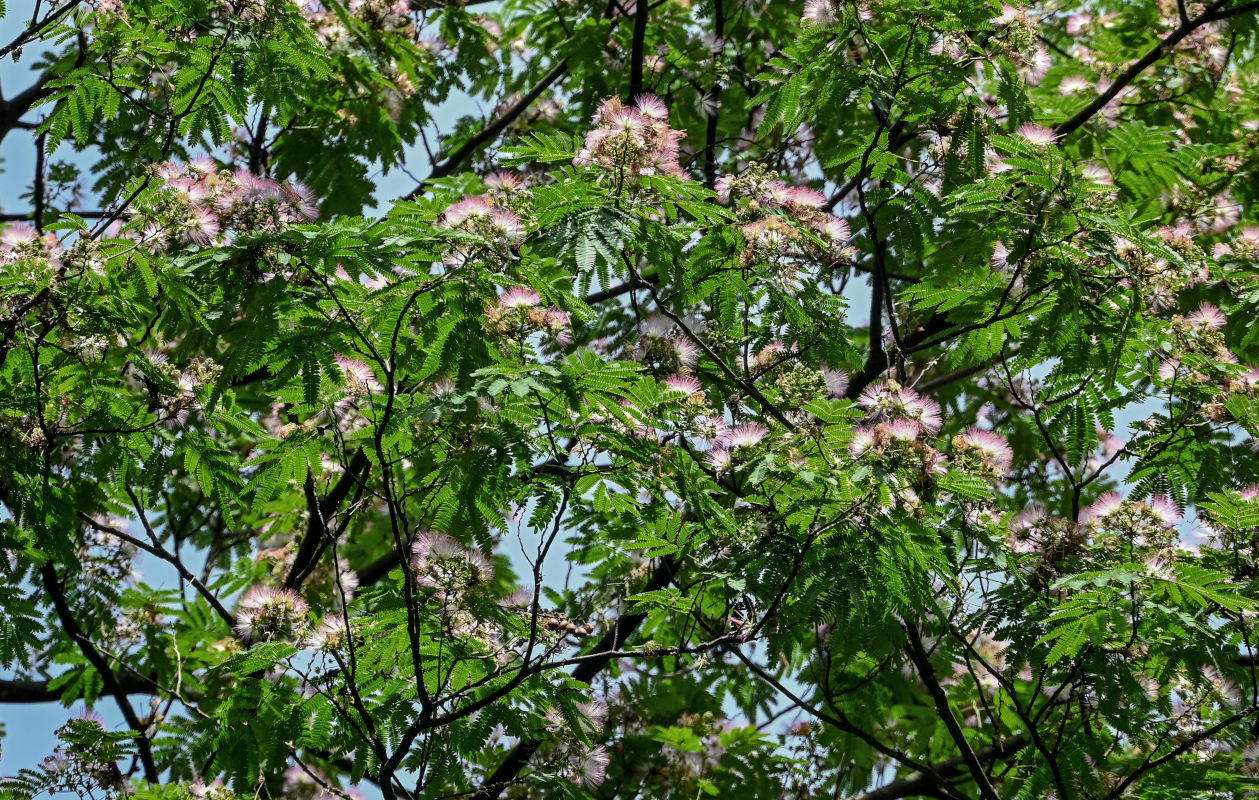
left=3, top=0, right=1259, bottom=797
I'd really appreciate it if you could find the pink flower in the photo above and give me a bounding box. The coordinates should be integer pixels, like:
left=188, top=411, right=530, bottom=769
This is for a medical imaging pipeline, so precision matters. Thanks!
left=639, top=315, right=673, bottom=339
left=184, top=207, right=220, bottom=245
left=1081, top=162, right=1114, bottom=186
left=802, top=0, right=840, bottom=26
left=856, top=381, right=942, bottom=434
left=664, top=374, right=702, bottom=396
left=569, top=745, right=609, bottom=789
left=634, top=93, right=669, bottom=121
left=954, top=427, right=1014, bottom=477
left=787, top=187, right=828, bottom=208
left=991, top=241, right=1010, bottom=270
left=815, top=216, right=851, bottom=244
left=489, top=209, right=524, bottom=240
left=885, top=418, right=922, bottom=442
left=234, top=586, right=309, bottom=643
left=1147, top=494, right=1181, bottom=527
left=281, top=181, right=319, bottom=220
left=672, top=338, right=699, bottom=369
left=1023, top=46, right=1051, bottom=86
left=721, top=422, right=768, bottom=449
left=496, top=287, right=542, bottom=309
left=1014, top=123, right=1059, bottom=147
left=335, top=354, right=382, bottom=394
left=822, top=367, right=849, bottom=398
left=991, top=3, right=1025, bottom=26
left=484, top=171, right=523, bottom=189
left=443, top=195, right=494, bottom=226
left=1188, top=303, right=1226, bottom=330
left=1081, top=491, right=1124, bottom=524
left=410, top=531, right=493, bottom=593
left=706, top=448, right=732, bottom=473
left=849, top=426, right=876, bottom=456
left=1058, top=75, right=1091, bottom=95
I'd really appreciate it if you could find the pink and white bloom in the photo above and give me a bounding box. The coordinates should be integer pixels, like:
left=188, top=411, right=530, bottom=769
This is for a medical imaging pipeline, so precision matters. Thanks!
left=822, top=367, right=849, bottom=398
left=664, top=374, right=702, bottom=396
left=1082, top=491, right=1124, bottom=524
left=1014, top=123, right=1058, bottom=147
left=721, top=422, right=769, bottom=450
left=1188, top=303, right=1226, bottom=330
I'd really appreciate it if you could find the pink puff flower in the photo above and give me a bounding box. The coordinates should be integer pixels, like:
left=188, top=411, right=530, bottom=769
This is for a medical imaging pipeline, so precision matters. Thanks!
left=955, top=427, right=1014, bottom=476
left=234, top=586, right=309, bottom=643
left=1146, top=494, right=1181, bottom=527
left=1188, top=303, right=1226, bottom=330
left=443, top=195, right=494, bottom=226
left=634, top=93, right=669, bottom=122
left=787, top=186, right=828, bottom=208
left=664, top=374, right=702, bottom=396
left=849, top=426, right=876, bottom=456
left=1014, top=122, right=1059, bottom=147
left=706, top=448, right=732, bottom=473
left=802, top=0, right=840, bottom=26
left=495, top=287, right=542, bottom=309
left=885, top=418, right=922, bottom=442
left=822, top=367, right=849, bottom=398
left=1081, top=491, right=1124, bottom=524
left=721, top=422, right=769, bottom=450
left=818, top=217, right=851, bottom=244
left=484, top=171, right=523, bottom=189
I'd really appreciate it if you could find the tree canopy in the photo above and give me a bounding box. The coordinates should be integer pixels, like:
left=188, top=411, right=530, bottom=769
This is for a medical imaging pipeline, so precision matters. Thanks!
left=4, top=0, right=1259, bottom=798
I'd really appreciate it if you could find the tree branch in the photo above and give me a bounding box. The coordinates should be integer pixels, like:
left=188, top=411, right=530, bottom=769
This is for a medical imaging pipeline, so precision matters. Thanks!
left=843, top=734, right=1030, bottom=800
left=400, top=62, right=568, bottom=202
left=38, top=565, right=160, bottom=781
left=903, top=623, right=1001, bottom=800
left=628, top=0, right=648, bottom=99
left=1053, top=0, right=1258, bottom=139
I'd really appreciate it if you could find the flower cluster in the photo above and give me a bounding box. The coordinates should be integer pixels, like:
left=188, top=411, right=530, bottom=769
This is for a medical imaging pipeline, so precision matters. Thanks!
left=484, top=287, right=571, bottom=345
left=801, top=0, right=842, bottom=26
left=657, top=374, right=728, bottom=443
left=950, top=427, right=1014, bottom=481
left=1008, top=504, right=1087, bottom=586
left=1158, top=302, right=1234, bottom=382
left=438, top=194, right=526, bottom=271
left=136, top=354, right=222, bottom=429
left=301, top=0, right=414, bottom=46
left=701, top=420, right=774, bottom=475
left=573, top=94, right=686, bottom=182
left=335, top=354, right=384, bottom=398
left=633, top=315, right=700, bottom=376
left=234, top=585, right=310, bottom=643
left=990, top=5, right=1048, bottom=84
left=409, top=531, right=494, bottom=601
left=1082, top=492, right=1181, bottom=552
left=716, top=165, right=853, bottom=283
left=138, top=160, right=317, bottom=253
left=856, top=380, right=944, bottom=434
left=849, top=380, right=949, bottom=492
left=252, top=516, right=360, bottom=612
left=0, top=223, right=62, bottom=278
left=1101, top=225, right=1207, bottom=314
left=36, top=716, right=129, bottom=799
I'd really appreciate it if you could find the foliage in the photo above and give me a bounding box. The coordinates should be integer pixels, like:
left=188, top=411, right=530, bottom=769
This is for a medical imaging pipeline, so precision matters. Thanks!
left=3, top=0, right=1259, bottom=799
